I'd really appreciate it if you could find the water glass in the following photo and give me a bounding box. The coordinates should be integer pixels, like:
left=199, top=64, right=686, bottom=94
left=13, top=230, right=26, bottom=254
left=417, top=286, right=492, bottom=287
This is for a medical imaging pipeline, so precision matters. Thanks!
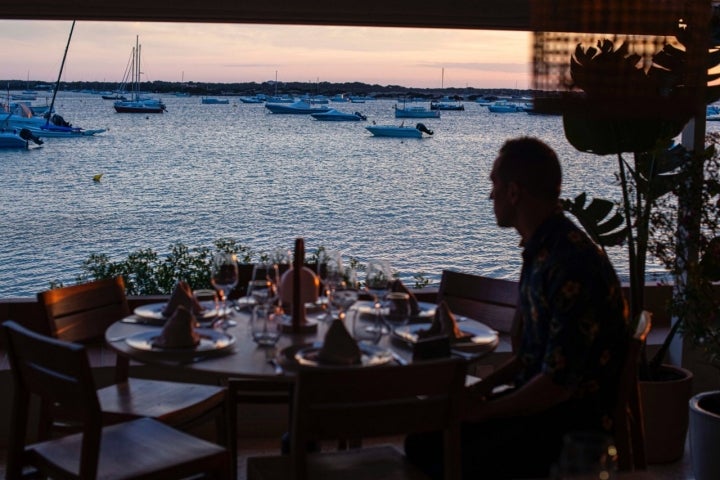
left=350, top=307, right=382, bottom=344
left=192, top=288, right=219, bottom=320
left=247, top=263, right=280, bottom=307
left=250, top=304, right=281, bottom=347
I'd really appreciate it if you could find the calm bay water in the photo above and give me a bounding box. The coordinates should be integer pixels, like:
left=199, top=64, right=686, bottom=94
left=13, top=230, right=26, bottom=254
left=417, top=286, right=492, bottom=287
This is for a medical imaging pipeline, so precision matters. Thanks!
left=0, top=93, right=681, bottom=297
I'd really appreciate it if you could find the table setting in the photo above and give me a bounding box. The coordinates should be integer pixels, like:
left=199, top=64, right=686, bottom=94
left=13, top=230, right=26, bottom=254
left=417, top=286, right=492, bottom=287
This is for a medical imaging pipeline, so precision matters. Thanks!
left=104, top=244, right=500, bottom=377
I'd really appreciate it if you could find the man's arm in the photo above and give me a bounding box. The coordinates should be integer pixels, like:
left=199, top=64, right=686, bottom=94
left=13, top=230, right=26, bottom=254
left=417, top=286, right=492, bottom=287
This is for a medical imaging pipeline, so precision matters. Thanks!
left=463, top=372, right=575, bottom=422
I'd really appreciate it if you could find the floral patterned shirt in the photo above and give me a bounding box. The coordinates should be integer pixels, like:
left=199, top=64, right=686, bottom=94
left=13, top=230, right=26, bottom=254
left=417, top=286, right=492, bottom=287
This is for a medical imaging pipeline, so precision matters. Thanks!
left=517, top=213, right=629, bottom=431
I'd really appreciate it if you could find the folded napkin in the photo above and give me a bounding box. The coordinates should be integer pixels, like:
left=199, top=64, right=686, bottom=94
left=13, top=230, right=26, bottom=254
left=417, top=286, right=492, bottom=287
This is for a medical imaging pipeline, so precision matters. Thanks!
left=163, top=281, right=204, bottom=317
left=152, top=305, right=200, bottom=348
left=317, top=319, right=362, bottom=365
left=390, top=279, right=421, bottom=316
left=417, top=300, right=471, bottom=342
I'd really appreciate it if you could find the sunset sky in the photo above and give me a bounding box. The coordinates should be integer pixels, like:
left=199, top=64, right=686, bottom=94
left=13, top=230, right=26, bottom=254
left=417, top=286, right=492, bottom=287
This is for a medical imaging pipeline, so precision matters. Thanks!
left=1, top=20, right=532, bottom=89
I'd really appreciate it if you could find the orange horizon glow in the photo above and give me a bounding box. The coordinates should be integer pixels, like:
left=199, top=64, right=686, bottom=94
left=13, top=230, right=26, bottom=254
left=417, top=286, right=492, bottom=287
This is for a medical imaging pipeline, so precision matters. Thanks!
left=0, top=21, right=532, bottom=89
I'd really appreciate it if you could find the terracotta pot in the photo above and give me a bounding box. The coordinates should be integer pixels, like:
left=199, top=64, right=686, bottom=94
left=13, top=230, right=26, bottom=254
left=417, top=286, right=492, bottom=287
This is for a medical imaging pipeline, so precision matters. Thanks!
left=689, top=391, right=720, bottom=480
left=639, top=364, right=694, bottom=464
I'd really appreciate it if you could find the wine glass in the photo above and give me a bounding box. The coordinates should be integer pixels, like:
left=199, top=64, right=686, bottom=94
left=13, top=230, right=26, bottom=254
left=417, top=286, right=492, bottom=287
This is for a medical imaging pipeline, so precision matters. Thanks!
left=317, top=250, right=343, bottom=321
left=210, top=252, right=238, bottom=327
left=330, top=267, right=359, bottom=322
left=364, top=260, right=392, bottom=333
left=247, top=262, right=280, bottom=308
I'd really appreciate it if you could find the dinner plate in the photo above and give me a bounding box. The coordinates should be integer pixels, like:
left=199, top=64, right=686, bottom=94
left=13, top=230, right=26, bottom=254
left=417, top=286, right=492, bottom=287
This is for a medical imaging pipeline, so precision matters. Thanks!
left=352, top=300, right=436, bottom=319
left=290, top=342, right=393, bottom=367
left=392, top=321, right=499, bottom=352
left=133, top=301, right=219, bottom=322
left=125, top=328, right=235, bottom=354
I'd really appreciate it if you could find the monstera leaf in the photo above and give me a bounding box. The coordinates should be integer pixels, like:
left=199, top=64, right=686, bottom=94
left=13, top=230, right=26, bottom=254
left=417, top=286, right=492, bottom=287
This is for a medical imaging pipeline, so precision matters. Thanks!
left=561, top=193, right=628, bottom=248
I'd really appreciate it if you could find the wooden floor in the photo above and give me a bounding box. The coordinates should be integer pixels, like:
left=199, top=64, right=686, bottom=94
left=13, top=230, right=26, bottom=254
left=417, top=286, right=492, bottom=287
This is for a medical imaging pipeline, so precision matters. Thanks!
left=0, top=435, right=697, bottom=479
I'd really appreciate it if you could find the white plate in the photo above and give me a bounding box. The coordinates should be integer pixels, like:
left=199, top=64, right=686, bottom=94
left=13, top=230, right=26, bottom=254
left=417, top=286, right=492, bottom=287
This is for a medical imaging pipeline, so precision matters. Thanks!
left=352, top=300, right=436, bottom=319
left=133, top=301, right=219, bottom=321
left=293, top=342, right=393, bottom=367
left=393, top=321, right=499, bottom=352
left=125, top=328, right=235, bottom=353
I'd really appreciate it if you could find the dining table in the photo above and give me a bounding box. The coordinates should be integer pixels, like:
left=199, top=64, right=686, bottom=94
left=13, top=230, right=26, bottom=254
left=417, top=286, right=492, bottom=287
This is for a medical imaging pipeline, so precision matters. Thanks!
left=104, top=298, right=500, bottom=381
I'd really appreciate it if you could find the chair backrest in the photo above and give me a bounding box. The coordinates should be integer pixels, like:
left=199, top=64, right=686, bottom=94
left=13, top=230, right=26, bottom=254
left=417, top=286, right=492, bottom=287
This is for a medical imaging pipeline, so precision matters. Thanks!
left=289, top=358, right=466, bottom=480
left=2, top=320, right=103, bottom=479
left=614, top=311, right=652, bottom=471
left=437, top=270, right=520, bottom=344
left=37, top=276, right=131, bottom=343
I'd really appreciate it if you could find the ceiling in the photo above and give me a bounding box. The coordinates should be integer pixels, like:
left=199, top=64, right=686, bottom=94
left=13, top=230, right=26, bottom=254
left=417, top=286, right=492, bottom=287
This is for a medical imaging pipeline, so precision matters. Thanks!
left=1, top=0, right=532, bottom=31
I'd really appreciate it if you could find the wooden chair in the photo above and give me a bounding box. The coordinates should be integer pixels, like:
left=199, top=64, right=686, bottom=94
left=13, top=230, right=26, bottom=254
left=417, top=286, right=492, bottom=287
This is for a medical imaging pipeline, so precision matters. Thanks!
left=2, top=319, right=232, bottom=480
left=437, top=269, right=521, bottom=350
left=243, top=358, right=466, bottom=480
left=36, top=277, right=229, bottom=446
left=614, top=312, right=652, bottom=471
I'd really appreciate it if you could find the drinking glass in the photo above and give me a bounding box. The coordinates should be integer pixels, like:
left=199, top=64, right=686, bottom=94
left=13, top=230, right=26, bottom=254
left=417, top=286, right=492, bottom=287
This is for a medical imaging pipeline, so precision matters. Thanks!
left=247, top=262, right=280, bottom=308
left=381, top=292, right=411, bottom=332
left=364, top=260, right=392, bottom=333
left=210, top=252, right=238, bottom=327
left=351, top=307, right=383, bottom=344
left=317, top=250, right=343, bottom=321
left=250, top=304, right=281, bottom=347
left=330, top=267, right=359, bottom=321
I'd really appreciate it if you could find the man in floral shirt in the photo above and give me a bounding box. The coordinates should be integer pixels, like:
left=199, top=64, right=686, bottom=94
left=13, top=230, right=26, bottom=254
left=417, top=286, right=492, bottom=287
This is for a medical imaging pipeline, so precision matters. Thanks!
left=406, top=137, right=629, bottom=479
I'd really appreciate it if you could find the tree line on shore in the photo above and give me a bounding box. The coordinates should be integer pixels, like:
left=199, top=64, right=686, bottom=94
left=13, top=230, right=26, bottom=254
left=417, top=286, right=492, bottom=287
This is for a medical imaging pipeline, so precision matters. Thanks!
left=2, top=78, right=536, bottom=100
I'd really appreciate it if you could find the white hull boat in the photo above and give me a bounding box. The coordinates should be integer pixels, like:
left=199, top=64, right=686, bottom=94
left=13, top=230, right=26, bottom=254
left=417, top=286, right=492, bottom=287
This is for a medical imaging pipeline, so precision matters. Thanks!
left=366, top=122, right=434, bottom=138
left=114, top=36, right=166, bottom=114
left=394, top=104, right=440, bottom=119
left=265, top=100, right=330, bottom=114
left=311, top=109, right=367, bottom=121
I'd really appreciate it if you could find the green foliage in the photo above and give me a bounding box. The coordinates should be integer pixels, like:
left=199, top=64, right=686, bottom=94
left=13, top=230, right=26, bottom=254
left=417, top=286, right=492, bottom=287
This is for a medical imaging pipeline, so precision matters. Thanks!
left=75, top=239, right=253, bottom=295
left=649, top=134, right=720, bottom=371
left=560, top=193, right=627, bottom=248
left=65, top=240, right=431, bottom=295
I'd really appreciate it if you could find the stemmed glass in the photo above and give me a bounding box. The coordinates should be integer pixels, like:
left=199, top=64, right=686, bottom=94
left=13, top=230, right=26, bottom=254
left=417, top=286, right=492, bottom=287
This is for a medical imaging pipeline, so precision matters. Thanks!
left=330, top=267, right=359, bottom=322
left=247, top=262, right=280, bottom=308
left=210, top=252, right=238, bottom=327
left=364, top=260, right=393, bottom=333
left=317, top=250, right=343, bottom=322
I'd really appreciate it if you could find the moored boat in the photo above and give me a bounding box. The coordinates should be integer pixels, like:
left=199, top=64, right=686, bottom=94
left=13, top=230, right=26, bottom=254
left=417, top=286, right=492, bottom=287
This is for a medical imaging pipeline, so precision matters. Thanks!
left=113, top=36, right=166, bottom=114
left=365, top=122, right=434, bottom=138
left=0, top=128, right=43, bottom=148
left=311, top=109, right=367, bottom=121
left=265, top=100, right=330, bottom=114
left=394, top=104, right=440, bottom=119
left=430, top=101, right=465, bottom=111
left=201, top=97, right=230, bottom=104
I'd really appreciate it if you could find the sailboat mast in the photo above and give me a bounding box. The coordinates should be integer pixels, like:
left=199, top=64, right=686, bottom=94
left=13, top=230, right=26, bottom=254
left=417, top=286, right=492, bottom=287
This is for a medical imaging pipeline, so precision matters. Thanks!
left=135, top=35, right=140, bottom=101
left=46, top=20, right=75, bottom=126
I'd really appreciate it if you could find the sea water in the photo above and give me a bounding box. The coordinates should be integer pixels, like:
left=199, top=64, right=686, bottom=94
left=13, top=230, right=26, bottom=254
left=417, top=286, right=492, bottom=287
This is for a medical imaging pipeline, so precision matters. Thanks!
left=0, top=93, right=687, bottom=297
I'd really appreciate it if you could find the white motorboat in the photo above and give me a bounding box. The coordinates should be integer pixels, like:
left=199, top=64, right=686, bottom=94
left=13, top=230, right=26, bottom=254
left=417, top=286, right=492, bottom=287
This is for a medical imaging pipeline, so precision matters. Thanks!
left=265, top=100, right=330, bottom=114
left=365, top=122, right=434, bottom=138
left=487, top=100, right=525, bottom=113
left=239, top=96, right=265, bottom=104
left=394, top=104, right=440, bottom=119
left=311, top=109, right=367, bottom=121
left=0, top=128, right=43, bottom=148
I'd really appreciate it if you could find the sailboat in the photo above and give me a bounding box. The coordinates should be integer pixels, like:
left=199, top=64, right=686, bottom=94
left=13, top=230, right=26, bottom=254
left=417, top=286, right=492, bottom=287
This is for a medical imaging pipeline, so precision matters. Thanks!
left=1, top=21, right=106, bottom=138
left=113, top=36, right=166, bottom=113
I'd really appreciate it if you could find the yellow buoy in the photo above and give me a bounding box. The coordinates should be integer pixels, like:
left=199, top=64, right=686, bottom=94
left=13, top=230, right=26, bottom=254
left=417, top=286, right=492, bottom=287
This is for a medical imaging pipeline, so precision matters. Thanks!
left=93, top=174, right=103, bottom=182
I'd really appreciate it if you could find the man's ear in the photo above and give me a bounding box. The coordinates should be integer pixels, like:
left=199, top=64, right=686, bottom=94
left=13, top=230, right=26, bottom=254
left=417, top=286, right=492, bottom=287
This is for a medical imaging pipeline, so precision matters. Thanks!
left=507, top=181, right=520, bottom=205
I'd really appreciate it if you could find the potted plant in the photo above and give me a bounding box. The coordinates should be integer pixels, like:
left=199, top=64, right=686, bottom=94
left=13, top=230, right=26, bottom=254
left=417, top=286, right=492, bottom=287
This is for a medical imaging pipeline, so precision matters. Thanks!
left=558, top=24, right=720, bottom=463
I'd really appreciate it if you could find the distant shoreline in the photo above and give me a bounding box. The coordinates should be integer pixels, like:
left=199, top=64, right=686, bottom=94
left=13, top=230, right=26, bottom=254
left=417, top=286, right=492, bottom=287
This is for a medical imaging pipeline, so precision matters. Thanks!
left=1, top=79, right=539, bottom=100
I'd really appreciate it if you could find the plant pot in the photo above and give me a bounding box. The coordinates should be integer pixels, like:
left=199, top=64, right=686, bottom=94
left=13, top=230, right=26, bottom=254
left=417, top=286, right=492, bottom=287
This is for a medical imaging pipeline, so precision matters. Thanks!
left=639, top=364, right=694, bottom=464
left=689, top=391, right=720, bottom=480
